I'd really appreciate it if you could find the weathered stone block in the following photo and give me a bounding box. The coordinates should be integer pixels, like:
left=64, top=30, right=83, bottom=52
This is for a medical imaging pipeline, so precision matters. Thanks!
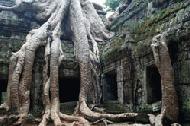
left=177, top=85, right=190, bottom=122
left=178, top=60, right=190, bottom=84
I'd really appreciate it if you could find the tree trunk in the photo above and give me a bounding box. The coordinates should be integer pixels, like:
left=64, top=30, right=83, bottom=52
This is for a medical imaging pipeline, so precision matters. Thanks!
left=151, top=33, right=179, bottom=125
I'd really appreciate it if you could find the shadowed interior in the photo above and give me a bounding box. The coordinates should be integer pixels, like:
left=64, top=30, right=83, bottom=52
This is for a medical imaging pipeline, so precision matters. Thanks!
left=104, top=71, right=118, bottom=101
left=59, top=77, right=80, bottom=103
left=146, top=65, right=161, bottom=104
left=0, top=79, right=7, bottom=104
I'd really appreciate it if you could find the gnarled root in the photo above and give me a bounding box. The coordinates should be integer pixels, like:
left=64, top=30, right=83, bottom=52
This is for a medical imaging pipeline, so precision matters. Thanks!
left=39, top=111, right=90, bottom=126
left=39, top=99, right=90, bottom=126
left=38, top=109, right=50, bottom=126
left=12, top=114, right=27, bottom=126
left=59, top=113, right=90, bottom=126
left=0, top=103, right=8, bottom=111
left=76, top=100, right=150, bottom=124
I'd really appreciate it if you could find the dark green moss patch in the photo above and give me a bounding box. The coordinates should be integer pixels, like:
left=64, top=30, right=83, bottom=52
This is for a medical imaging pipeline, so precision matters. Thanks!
left=131, top=2, right=188, bottom=41
left=102, top=36, right=126, bottom=63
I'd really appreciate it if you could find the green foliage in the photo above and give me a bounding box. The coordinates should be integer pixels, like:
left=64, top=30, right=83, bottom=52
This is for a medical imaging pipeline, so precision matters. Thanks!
left=105, top=0, right=120, bottom=10
left=105, top=0, right=129, bottom=10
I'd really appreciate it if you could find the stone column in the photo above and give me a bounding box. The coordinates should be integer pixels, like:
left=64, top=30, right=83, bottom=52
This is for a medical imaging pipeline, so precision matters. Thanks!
left=116, top=64, right=124, bottom=104
left=101, top=74, right=107, bottom=102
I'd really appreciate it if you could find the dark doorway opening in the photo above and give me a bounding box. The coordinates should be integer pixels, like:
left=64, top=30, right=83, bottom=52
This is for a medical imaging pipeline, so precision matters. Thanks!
left=59, top=77, right=80, bottom=103
left=0, top=79, right=8, bottom=104
left=146, top=65, right=161, bottom=104
left=104, top=71, right=118, bottom=101
left=168, top=41, right=178, bottom=66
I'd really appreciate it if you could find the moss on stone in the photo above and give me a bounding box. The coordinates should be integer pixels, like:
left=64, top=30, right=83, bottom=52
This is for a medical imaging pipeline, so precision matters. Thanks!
left=103, top=101, right=128, bottom=114
left=137, top=104, right=153, bottom=113
left=103, top=1, right=190, bottom=63
left=182, top=100, right=190, bottom=111
left=180, top=99, right=190, bottom=121
left=132, top=2, right=186, bottom=41
left=102, top=36, right=125, bottom=62
left=60, top=102, right=77, bottom=115
left=134, top=39, right=152, bottom=56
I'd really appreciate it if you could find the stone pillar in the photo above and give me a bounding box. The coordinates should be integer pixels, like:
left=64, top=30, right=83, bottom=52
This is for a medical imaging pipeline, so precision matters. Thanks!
left=0, top=92, right=6, bottom=104
left=144, top=67, right=148, bottom=104
left=101, top=74, right=107, bottom=102
left=123, top=58, right=134, bottom=105
left=116, top=64, right=124, bottom=104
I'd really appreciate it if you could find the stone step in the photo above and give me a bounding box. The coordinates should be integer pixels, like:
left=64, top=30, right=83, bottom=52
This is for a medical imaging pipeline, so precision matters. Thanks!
left=60, top=101, right=77, bottom=114
left=102, top=101, right=131, bottom=114
left=59, top=101, right=131, bottom=114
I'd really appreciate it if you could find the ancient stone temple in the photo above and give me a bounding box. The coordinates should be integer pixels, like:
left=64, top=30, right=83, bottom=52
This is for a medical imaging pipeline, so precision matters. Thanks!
left=0, top=0, right=189, bottom=125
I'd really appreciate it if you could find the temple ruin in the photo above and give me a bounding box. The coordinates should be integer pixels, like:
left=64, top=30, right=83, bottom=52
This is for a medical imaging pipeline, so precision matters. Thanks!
left=0, top=0, right=189, bottom=125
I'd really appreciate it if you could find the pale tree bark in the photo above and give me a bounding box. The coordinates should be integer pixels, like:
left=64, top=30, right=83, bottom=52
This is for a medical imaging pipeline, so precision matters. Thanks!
left=0, top=0, right=152, bottom=125
left=151, top=33, right=179, bottom=125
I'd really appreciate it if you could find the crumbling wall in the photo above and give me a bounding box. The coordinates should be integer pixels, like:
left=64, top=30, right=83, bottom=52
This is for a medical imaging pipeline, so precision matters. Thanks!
left=102, top=0, right=190, bottom=125
left=173, top=39, right=190, bottom=123
left=0, top=10, right=30, bottom=106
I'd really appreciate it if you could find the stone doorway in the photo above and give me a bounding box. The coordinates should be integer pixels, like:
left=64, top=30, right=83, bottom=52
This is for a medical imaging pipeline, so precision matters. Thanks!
left=0, top=79, right=7, bottom=104
left=168, top=41, right=178, bottom=65
left=59, top=77, right=80, bottom=103
left=146, top=65, right=161, bottom=104
left=103, top=71, right=118, bottom=101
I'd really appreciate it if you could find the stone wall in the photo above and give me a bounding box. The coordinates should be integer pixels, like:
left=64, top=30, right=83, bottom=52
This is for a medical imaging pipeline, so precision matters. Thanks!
left=173, top=39, right=190, bottom=122
left=102, top=0, right=190, bottom=124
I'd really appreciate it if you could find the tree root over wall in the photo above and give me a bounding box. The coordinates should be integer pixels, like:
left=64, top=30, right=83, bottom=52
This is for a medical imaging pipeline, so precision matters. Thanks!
left=151, top=33, right=179, bottom=126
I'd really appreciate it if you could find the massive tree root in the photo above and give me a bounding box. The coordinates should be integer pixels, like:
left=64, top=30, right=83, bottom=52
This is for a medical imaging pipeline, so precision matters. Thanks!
left=151, top=33, right=179, bottom=126
left=0, top=0, right=151, bottom=125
